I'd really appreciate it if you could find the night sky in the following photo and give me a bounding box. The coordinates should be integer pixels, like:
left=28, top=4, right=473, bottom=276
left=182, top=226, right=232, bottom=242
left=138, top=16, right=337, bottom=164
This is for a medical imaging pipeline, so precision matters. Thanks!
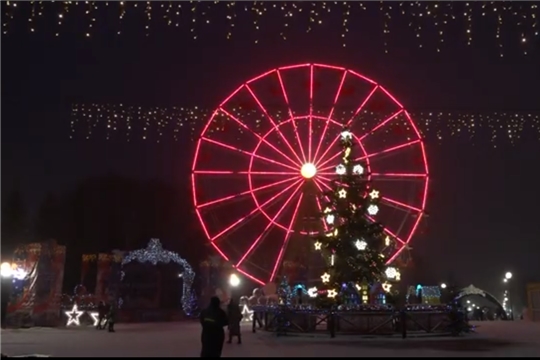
left=2, top=2, right=540, bottom=306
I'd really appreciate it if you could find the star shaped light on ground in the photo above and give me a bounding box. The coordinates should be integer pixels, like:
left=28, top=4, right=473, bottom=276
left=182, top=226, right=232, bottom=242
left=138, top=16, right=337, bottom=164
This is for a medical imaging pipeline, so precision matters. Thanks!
left=321, top=272, right=330, bottom=283
left=65, top=304, right=84, bottom=326
left=89, top=312, right=100, bottom=327
left=240, top=304, right=253, bottom=322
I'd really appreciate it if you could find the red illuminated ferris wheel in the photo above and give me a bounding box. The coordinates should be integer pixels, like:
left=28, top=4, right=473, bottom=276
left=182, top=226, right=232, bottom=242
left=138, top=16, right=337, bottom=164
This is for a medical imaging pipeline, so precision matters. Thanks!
left=191, top=63, right=429, bottom=286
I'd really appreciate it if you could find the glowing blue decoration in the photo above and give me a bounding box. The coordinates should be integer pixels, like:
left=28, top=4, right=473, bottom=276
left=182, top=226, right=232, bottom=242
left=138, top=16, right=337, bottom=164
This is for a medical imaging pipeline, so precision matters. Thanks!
left=121, top=239, right=196, bottom=316
left=293, top=284, right=308, bottom=295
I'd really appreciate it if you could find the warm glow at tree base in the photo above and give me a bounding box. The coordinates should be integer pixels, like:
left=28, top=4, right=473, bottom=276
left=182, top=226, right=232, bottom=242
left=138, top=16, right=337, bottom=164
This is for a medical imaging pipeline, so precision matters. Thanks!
left=301, top=163, right=317, bottom=179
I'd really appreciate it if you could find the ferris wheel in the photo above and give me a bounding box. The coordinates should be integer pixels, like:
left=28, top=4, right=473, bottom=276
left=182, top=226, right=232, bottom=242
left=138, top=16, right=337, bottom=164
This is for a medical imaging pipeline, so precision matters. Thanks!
left=191, top=63, right=429, bottom=286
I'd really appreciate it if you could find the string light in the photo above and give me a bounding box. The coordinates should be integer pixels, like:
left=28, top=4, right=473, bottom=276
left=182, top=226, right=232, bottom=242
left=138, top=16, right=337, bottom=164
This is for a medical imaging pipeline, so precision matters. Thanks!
left=121, top=238, right=196, bottom=316
left=70, top=104, right=540, bottom=145
left=1, top=2, right=538, bottom=54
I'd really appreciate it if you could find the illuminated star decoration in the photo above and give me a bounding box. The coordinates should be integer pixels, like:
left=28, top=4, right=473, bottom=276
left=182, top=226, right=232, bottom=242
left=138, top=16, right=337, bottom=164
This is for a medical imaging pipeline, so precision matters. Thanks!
left=382, top=282, right=392, bottom=292
left=321, top=272, right=331, bottom=283
left=314, top=241, right=322, bottom=250
left=89, top=312, right=101, bottom=327
left=327, top=289, right=338, bottom=298
left=338, top=189, right=347, bottom=198
left=369, top=190, right=380, bottom=199
left=240, top=304, right=253, bottom=322
left=65, top=304, right=84, bottom=326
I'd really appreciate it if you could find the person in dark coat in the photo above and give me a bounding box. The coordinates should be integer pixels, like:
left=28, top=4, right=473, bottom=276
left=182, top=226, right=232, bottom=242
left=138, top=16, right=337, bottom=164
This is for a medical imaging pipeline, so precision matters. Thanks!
left=200, top=296, right=228, bottom=357
left=227, top=299, right=243, bottom=344
left=107, top=302, right=117, bottom=333
left=96, top=301, right=106, bottom=330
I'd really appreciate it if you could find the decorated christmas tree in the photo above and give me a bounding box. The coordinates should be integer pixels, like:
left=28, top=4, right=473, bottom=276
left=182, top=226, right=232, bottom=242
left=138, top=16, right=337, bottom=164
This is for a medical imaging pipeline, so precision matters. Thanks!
left=312, top=128, right=398, bottom=304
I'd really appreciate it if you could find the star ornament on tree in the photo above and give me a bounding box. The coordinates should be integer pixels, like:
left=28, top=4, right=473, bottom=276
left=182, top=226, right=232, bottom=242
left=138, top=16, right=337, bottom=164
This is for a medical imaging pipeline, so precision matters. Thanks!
left=369, top=189, right=380, bottom=199
left=65, top=304, right=84, bottom=326
left=321, top=272, right=331, bottom=283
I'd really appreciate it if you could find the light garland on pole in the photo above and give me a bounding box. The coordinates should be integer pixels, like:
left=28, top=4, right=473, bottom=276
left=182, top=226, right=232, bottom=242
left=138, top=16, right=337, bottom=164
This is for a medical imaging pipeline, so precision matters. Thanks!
left=2, top=2, right=538, bottom=55
left=121, top=238, right=197, bottom=316
left=69, top=104, right=540, bottom=145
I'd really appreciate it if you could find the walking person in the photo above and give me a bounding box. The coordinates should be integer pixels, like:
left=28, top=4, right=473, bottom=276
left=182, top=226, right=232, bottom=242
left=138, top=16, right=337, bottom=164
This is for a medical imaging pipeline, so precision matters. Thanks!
left=107, top=301, right=117, bottom=333
left=227, top=298, right=243, bottom=344
left=96, top=301, right=106, bottom=330
left=200, top=296, right=228, bottom=357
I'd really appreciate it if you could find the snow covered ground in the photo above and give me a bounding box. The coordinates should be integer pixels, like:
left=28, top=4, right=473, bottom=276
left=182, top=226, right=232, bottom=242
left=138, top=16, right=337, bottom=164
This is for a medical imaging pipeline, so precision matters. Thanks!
left=1, top=320, right=540, bottom=357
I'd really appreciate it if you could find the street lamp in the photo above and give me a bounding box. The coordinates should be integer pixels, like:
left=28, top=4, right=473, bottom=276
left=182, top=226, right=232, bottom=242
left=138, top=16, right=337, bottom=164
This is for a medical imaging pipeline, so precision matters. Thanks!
left=503, top=271, right=513, bottom=320
left=229, top=273, right=240, bottom=287
left=1, top=263, right=13, bottom=278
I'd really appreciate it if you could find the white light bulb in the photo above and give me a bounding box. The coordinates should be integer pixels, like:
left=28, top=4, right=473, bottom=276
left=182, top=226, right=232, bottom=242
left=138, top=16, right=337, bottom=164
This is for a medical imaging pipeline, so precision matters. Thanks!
left=385, top=267, right=398, bottom=279
left=352, top=164, right=364, bottom=175
left=325, top=214, right=335, bottom=224
left=355, top=239, right=367, bottom=250
left=335, top=164, right=346, bottom=175
left=367, top=204, right=379, bottom=215
left=308, top=287, right=318, bottom=298
left=341, top=130, right=352, bottom=140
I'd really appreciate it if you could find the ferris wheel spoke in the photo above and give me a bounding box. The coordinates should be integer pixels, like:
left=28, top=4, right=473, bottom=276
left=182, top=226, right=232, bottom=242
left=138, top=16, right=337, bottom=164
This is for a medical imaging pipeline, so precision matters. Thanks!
left=218, top=108, right=301, bottom=167
left=308, top=65, right=314, bottom=161
left=245, top=85, right=304, bottom=165
left=366, top=215, right=406, bottom=246
left=197, top=176, right=299, bottom=209
left=194, top=170, right=299, bottom=176
left=381, top=196, right=422, bottom=213
left=277, top=70, right=307, bottom=163
left=314, top=178, right=333, bottom=192
left=358, top=110, right=404, bottom=142
left=235, top=267, right=265, bottom=286
left=270, top=192, right=304, bottom=282
left=312, top=181, right=330, bottom=233
left=316, top=150, right=342, bottom=172
left=345, top=85, right=379, bottom=126
left=202, top=137, right=298, bottom=172
left=312, top=70, right=347, bottom=164
left=236, top=182, right=303, bottom=268
left=210, top=179, right=302, bottom=242
left=317, top=175, right=334, bottom=185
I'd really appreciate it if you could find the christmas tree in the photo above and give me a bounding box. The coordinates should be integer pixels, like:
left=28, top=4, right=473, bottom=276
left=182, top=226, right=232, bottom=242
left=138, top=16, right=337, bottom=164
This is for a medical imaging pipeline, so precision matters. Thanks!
left=313, top=128, right=397, bottom=304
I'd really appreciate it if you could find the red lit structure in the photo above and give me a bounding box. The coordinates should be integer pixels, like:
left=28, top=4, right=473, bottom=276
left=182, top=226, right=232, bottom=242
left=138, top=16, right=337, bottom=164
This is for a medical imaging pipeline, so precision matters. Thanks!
left=191, top=63, right=429, bottom=286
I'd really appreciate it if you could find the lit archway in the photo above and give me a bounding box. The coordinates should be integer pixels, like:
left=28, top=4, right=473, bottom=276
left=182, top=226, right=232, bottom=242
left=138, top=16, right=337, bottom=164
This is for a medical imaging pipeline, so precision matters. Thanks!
left=121, top=239, right=196, bottom=316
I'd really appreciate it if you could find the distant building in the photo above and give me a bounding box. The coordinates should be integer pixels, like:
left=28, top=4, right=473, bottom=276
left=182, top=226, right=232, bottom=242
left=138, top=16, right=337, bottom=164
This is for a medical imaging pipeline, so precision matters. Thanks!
left=526, top=283, right=540, bottom=322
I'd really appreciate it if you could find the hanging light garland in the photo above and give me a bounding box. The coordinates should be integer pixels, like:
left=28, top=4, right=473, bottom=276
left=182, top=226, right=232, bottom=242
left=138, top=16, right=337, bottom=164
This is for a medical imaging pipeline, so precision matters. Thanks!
left=69, top=103, right=540, bottom=145
left=2, top=2, right=538, bottom=55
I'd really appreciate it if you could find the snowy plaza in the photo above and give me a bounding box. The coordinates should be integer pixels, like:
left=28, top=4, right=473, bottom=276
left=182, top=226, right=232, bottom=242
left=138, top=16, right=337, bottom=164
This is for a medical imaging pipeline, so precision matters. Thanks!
left=2, top=321, right=540, bottom=357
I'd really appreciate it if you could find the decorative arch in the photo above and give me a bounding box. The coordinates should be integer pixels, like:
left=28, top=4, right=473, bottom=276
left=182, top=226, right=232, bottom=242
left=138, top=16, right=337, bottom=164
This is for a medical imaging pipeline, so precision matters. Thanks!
left=454, top=284, right=507, bottom=319
left=121, top=239, right=196, bottom=316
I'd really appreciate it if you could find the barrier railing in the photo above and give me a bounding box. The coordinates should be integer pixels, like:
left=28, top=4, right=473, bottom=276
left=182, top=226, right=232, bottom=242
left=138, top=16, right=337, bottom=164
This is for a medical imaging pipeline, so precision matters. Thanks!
left=252, top=306, right=455, bottom=338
